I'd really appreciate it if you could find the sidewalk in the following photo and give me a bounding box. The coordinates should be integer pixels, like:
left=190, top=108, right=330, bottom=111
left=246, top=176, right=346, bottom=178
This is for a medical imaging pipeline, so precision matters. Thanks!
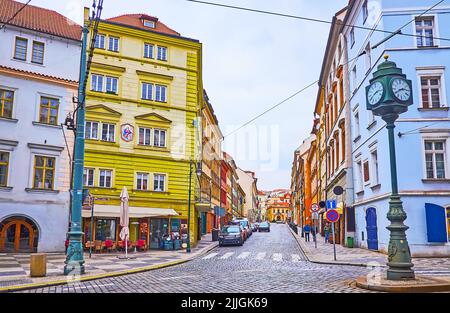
left=0, top=233, right=218, bottom=292
left=290, top=227, right=450, bottom=272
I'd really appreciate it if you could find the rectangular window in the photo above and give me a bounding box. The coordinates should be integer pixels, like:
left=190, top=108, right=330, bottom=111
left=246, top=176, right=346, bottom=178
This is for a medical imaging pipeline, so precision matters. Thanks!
left=421, top=76, right=443, bottom=108
left=83, top=168, right=94, bottom=187
left=0, top=89, right=14, bottom=119
left=144, top=43, right=154, bottom=59
left=425, top=140, right=446, bottom=179
left=157, top=46, right=167, bottom=61
left=371, top=149, right=379, bottom=185
left=356, top=160, right=363, bottom=192
left=136, top=173, right=149, bottom=190
left=108, top=36, right=119, bottom=52
left=153, top=129, right=166, bottom=147
left=91, top=74, right=103, bottom=92
left=416, top=17, right=435, bottom=47
left=0, top=151, right=9, bottom=187
left=155, top=85, right=167, bottom=102
left=141, top=82, right=153, bottom=100
left=138, top=127, right=151, bottom=146
left=365, top=43, right=371, bottom=72
left=85, top=121, right=99, bottom=140
left=14, top=37, right=27, bottom=61
left=101, top=123, right=115, bottom=142
left=143, top=20, right=155, bottom=28
left=363, top=159, right=370, bottom=184
left=94, top=34, right=105, bottom=49
left=39, top=96, right=59, bottom=125
left=95, top=219, right=116, bottom=241
left=351, top=66, right=357, bottom=93
left=354, top=110, right=360, bottom=139
left=154, top=174, right=165, bottom=192
left=31, top=41, right=44, bottom=64
left=105, top=76, right=118, bottom=94
left=362, top=0, right=368, bottom=23
left=33, top=156, right=55, bottom=190
left=350, top=27, right=355, bottom=48
left=99, top=169, right=112, bottom=188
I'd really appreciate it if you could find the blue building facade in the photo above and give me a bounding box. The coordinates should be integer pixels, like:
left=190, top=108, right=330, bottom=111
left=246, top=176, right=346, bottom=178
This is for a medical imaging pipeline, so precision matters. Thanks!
left=345, top=0, right=450, bottom=256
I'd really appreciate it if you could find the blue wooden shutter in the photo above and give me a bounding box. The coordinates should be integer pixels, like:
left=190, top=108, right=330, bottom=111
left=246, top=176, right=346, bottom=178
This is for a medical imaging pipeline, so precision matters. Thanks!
left=425, top=203, right=447, bottom=243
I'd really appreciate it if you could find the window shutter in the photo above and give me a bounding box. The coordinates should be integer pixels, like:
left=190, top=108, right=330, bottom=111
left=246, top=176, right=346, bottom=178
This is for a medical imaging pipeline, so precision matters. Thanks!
left=346, top=207, right=356, bottom=232
left=425, top=203, right=447, bottom=242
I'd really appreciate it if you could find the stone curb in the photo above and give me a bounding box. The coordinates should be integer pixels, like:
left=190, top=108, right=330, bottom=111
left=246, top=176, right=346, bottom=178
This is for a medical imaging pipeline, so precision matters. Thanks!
left=0, top=241, right=219, bottom=293
left=355, top=276, right=450, bottom=293
left=287, top=225, right=384, bottom=268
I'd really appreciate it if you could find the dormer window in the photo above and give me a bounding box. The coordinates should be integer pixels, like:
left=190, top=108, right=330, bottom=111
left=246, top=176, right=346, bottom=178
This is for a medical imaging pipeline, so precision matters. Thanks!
left=143, top=20, right=155, bottom=28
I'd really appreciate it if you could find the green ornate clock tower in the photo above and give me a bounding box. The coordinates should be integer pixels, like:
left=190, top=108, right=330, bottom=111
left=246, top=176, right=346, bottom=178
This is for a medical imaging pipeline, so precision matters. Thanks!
left=366, top=55, right=415, bottom=281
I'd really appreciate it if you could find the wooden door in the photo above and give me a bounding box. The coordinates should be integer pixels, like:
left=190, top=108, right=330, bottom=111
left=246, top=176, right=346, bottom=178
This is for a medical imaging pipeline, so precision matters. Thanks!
left=0, top=220, right=35, bottom=252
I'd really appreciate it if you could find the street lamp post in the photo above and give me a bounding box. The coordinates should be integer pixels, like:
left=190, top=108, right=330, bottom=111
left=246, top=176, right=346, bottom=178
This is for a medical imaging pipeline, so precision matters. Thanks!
left=366, top=55, right=415, bottom=280
left=187, top=161, right=193, bottom=253
left=64, top=25, right=89, bottom=276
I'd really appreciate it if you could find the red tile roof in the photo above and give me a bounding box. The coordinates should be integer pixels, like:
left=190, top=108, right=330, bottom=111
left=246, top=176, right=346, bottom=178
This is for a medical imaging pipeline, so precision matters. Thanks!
left=105, top=13, right=180, bottom=36
left=0, top=0, right=81, bottom=41
left=0, top=64, right=78, bottom=86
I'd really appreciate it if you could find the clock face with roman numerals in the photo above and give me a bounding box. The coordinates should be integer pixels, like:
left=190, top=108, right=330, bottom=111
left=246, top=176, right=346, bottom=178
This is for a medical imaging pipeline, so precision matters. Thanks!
left=391, top=78, right=411, bottom=102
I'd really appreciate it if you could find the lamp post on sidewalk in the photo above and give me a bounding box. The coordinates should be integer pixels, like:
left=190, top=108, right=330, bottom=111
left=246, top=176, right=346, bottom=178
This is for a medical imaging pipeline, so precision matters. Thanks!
left=366, top=55, right=415, bottom=281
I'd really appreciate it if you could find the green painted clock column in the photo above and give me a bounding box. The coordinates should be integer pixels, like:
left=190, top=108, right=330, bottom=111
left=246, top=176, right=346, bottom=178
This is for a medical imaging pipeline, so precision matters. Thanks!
left=365, top=55, right=415, bottom=281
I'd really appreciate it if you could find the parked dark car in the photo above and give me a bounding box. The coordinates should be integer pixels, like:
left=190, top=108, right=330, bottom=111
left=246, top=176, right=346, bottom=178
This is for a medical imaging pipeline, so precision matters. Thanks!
left=218, top=225, right=244, bottom=246
left=231, top=218, right=252, bottom=239
left=258, top=221, right=270, bottom=232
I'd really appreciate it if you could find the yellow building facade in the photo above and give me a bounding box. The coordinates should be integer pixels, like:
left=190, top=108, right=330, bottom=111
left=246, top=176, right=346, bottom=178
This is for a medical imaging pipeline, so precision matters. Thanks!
left=81, top=10, right=203, bottom=250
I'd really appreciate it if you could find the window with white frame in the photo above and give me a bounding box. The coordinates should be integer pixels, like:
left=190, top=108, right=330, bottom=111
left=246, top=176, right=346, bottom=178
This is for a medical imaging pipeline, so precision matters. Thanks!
left=356, top=159, right=363, bottom=192
left=143, top=20, right=155, bottom=28
left=153, top=129, right=166, bottom=147
left=108, top=36, right=119, bottom=52
left=420, top=76, right=444, bottom=108
left=155, top=85, right=167, bottom=102
left=94, top=34, right=105, bottom=49
left=350, top=27, right=355, bottom=48
left=91, top=74, right=104, bottom=92
left=85, top=121, right=99, bottom=139
left=14, top=37, right=27, bottom=61
left=99, top=169, right=112, bottom=188
left=141, top=82, right=153, bottom=100
left=31, top=41, right=44, bottom=64
left=362, top=0, right=368, bottom=24
left=154, top=174, right=165, bottom=192
left=415, top=17, right=435, bottom=47
left=353, top=109, right=360, bottom=139
left=363, top=159, right=370, bottom=185
left=101, top=123, right=115, bottom=142
left=105, top=76, right=118, bottom=94
left=370, top=149, right=379, bottom=186
left=138, top=127, right=151, bottom=146
left=367, top=109, right=375, bottom=126
left=136, top=172, right=149, bottom=190
left=144, top=43, right=154, bottom=59
left=424, top=140, right=447, bottom=179
left=351, top=66, right=357, bottom=93
left=83, top=168, right=94, bottom=187
left=157, top=46, right=167, bottom=61
left=365, top=43, right=371, bottom=73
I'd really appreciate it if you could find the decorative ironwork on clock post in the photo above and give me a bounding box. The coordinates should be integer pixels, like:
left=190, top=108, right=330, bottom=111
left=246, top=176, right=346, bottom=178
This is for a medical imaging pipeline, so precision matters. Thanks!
left=366, top=55, right=415, bottom=281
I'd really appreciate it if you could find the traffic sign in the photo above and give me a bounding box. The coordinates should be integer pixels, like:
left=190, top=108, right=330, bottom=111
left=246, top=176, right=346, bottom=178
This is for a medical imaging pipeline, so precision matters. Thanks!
left=326, top=200, right=336, bottom=210
left=312, top=212, right=319, bottom=220
left=311, top=203, right=319, bottom=212
left=326, top=209, right=340, bottom=223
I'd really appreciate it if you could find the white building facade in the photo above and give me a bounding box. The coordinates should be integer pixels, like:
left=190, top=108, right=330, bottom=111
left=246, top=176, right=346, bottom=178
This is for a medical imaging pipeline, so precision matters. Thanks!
left=0, top=1, right=81, bottom=252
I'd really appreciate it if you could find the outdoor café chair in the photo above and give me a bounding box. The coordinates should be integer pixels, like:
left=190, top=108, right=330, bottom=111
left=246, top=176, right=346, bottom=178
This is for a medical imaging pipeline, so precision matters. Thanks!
left=94, top=240, right=103, bottom=253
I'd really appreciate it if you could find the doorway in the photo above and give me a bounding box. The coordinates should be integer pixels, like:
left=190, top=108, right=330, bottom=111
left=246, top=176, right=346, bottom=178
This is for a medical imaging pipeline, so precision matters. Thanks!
left=0, top=217, right=39, bottom=253
left=365, top=207, right=378, bottom=251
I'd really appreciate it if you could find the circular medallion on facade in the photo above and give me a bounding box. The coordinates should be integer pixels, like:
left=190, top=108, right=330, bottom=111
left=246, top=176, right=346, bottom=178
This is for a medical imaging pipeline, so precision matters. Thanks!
left=121, top=124, right=134, bottom=142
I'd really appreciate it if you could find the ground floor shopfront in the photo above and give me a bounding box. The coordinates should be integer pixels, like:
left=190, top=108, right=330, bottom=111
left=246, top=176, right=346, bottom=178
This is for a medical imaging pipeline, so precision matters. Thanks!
left=81, top=204, right=198, bottom=252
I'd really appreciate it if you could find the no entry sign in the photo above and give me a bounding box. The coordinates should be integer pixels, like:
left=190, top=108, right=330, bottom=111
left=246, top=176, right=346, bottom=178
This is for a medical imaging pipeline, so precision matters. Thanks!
left=326, top=209, right=340, bottom=223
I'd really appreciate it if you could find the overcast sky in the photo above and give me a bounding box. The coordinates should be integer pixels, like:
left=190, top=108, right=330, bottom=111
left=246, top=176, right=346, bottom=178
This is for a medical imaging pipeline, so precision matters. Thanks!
left=26, top=0, right=348, bottom=190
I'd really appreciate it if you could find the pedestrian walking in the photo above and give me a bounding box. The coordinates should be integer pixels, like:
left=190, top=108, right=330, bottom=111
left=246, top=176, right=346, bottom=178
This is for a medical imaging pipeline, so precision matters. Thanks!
left=324, top=223, right=330, bottom=243
left=304, top=224, right=311, bottom=242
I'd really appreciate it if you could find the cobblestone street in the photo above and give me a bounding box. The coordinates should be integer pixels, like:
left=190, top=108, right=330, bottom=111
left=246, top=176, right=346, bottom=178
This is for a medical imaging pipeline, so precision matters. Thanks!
left=19, top=224, right=374, bottom=293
